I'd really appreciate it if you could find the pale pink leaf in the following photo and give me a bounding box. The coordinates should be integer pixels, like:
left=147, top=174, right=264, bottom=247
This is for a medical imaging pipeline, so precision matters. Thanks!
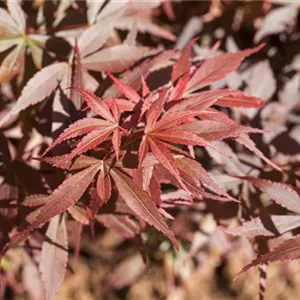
left=236, top=134, right=281, bottom=171
left=224, top=215, right=300, bottom=238
left=82, top=45, right=158, bottom=73
left=116, top=15, right=176, bottom=41
left=247, top=178, right=300, bottom=214
left=0, top=62, right=69, bottom=127
left=67, top=205, right=90, bottom=225
left=40, top=216, right=68, bottom=300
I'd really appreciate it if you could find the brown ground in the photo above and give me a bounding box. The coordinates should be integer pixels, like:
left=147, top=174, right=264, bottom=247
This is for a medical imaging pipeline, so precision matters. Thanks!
left=55, top=231, right=300, bottom=300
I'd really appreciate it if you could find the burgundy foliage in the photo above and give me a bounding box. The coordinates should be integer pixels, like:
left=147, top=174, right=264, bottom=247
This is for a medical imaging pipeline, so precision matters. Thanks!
left=0, top=1, right=299, bottom=299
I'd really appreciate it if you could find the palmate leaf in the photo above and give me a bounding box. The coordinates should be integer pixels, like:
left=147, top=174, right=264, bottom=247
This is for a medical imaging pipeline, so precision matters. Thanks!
left=108, top=72, right=140, bottom=103
left=171, top=37, right=198, bottom=84
left=169, top=89, right=264, bottom=113
left=140, top=101, right=230, bottom=187
left=235, top=134, right=281, bottom=171
left=185, top=44, right=265, bottom=94
left=111, top=167, right=179, bottom=249
left=224, top=215, right=300, bottom=238
left=44, top=88, right=126, bottom=160
left=0, top=12, right=155, bottom=127
left=235, top=235, right=300, bottom=280
left=0, top=1, right=49, bottom=84
left=42, top=118, right=110, bottom=156
left=83, top=44, right=159, bottom=73
left=244, top=177, right=300, bottom=214
left=175, top=157, right=233, bottom=199
left=40, top=215, right=68, bottom=300
left=0, top=62, right=69, bottom=127
left=2, top=163, right=101, bottom=255
left=43, top=154, right=101, bottom=170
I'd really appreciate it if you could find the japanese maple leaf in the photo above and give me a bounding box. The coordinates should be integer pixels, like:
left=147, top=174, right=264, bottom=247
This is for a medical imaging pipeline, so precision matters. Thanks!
left=138, top=90, right=223, bottom=187
left=0, top=13, right=156, bottom=128
left=0, top=0, right=49, bottom=83
left=56, top=0, right=175, bottom=41
left=43, top=88, right=127, bottom=160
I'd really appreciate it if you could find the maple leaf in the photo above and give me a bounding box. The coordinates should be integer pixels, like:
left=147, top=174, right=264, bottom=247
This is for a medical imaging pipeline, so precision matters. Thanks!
left=0, top=13, right=156, bottom=128
left=39, top=215, right=68, bottom=300
left=88, top=162, right=112, bottom=219
left=58, top=0, right=175, bottom=41
left=235, top=235, right=300, bottom=280
left=43, top=88, right=126, bottom=160
left=138, top=91, right=231, bottom=187
left=111, top=167, right=179, bottom=249
left=185, top=44, right=265, bottom=94
left=224, top=215, right=300, bottom=238
left=2, top=163, right=101, bottom=255
left=0, top=1, right=49, bottom=83
left=243, top=177, right=300, bottom=214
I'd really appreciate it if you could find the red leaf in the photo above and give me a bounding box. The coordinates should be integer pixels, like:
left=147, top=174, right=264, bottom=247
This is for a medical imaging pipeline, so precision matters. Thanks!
left=105, top=98, right=135, bottom=112
left=97, top=166, right=111, bottom=209
left=235, top=236, right=300, bottom=280
left=236, top=134, right=281, bottom=171
left=169, top=89, right=237, bottom=112
left=215, top=91, right=264, bottom=108
left=141, top=75, right=150, bottom=98
left=4, top=163, right=101, bottom=253
left=175, top=157, right=232, bottom=198
left=168, top=74, right=190, bottom=102
left=43, top=154, right=101, bottom=170
left=40, top=216, right=68, bottom=300
left=72, top=87, right=115, bottom=122
left=138, top=136, right=149, bottom=168
left=112, top=127, right=121, bottom=161
left=111, top=167, right=179, bottom=249
left=68, top=128, right=114, bottom=159
left=171, top=37, right=198, bottom=85
left=108, top=72, right=140, bottom=103
left=186, top=44, right=265, bottom=94
left=246, top=177, right=300, bottom=214
left=147, top=138, right=183, bottom=188
left=146, top=89, right=167, bottom=130
left=42, top=118, right=109, bottom=156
